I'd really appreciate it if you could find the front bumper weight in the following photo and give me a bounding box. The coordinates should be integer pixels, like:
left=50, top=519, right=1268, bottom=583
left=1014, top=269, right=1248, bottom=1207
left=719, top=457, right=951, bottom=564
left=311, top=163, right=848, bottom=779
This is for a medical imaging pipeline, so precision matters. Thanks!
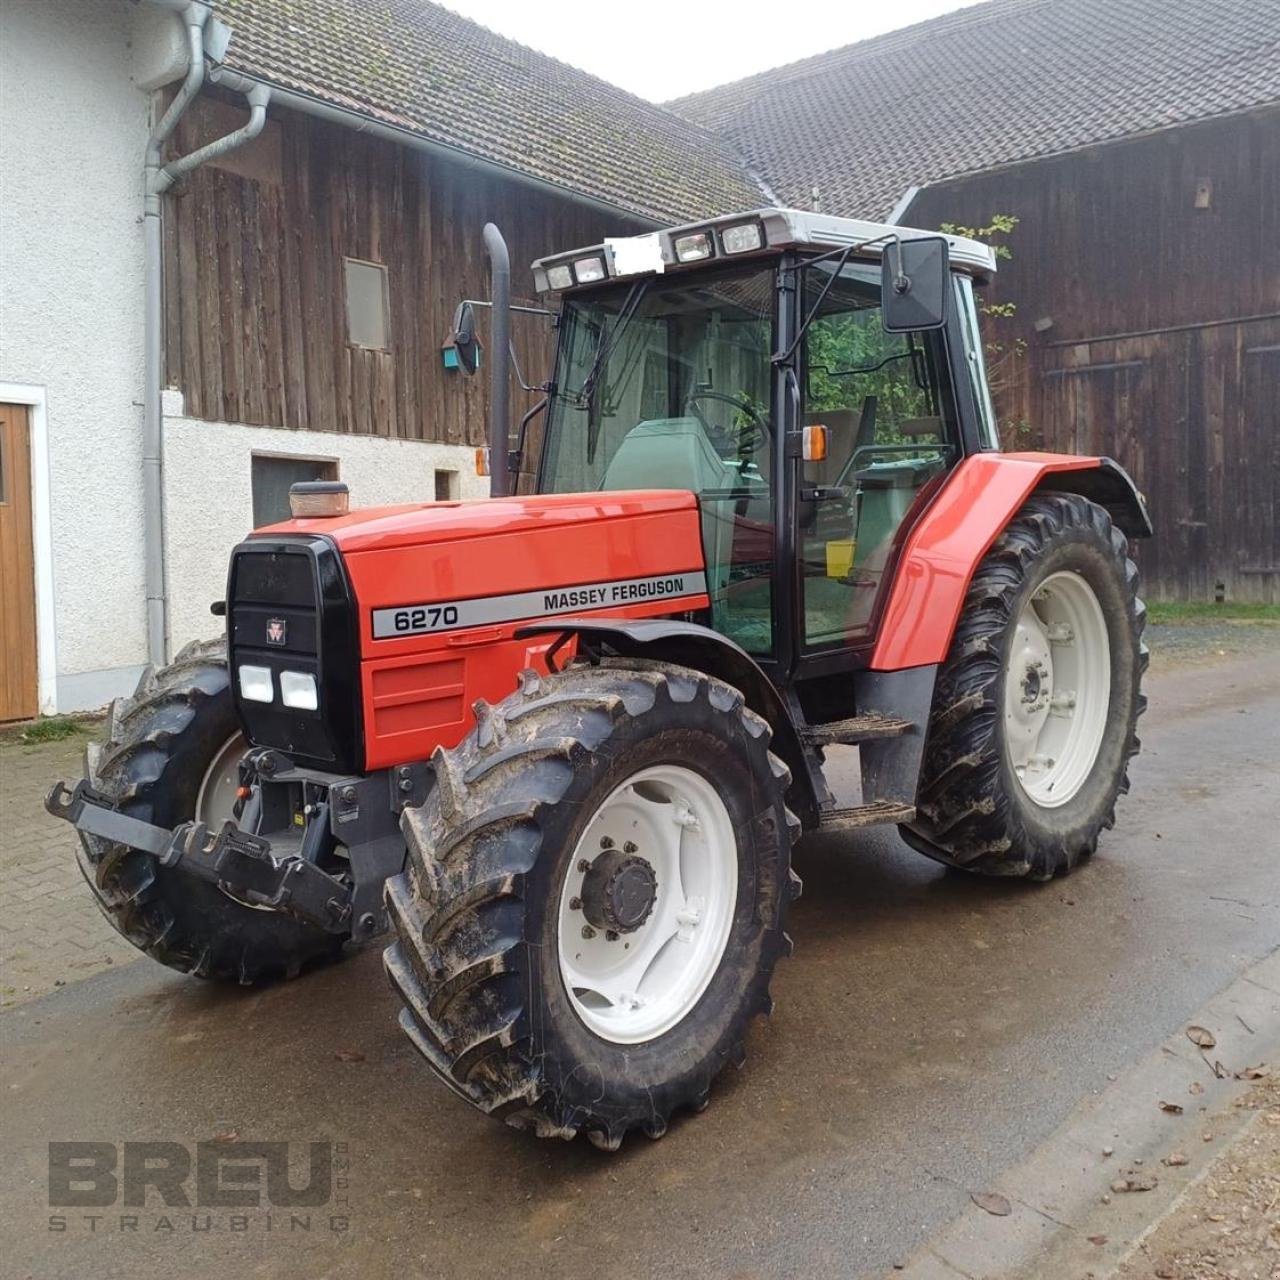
left=46, top=780, right=353, bottom=934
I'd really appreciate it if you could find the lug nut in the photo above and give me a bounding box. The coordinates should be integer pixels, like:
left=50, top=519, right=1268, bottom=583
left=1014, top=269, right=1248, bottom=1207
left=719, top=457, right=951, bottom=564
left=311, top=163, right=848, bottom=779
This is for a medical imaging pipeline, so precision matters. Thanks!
left=623, top=841, right=637, bottom=854
left=581, top=925, right=596, bottom=940
left=569, top=896, right=582, bottom=911
left=600, top=836, right=614, bottom=849
left=577, top=858, right=592, bottom=874
left=605, top=930, right=619, bottom=942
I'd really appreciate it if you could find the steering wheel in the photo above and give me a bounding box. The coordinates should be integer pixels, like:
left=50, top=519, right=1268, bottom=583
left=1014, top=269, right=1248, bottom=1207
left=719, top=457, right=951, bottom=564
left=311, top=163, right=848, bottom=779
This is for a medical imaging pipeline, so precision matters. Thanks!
left=684, top=390, right=771, bottom=457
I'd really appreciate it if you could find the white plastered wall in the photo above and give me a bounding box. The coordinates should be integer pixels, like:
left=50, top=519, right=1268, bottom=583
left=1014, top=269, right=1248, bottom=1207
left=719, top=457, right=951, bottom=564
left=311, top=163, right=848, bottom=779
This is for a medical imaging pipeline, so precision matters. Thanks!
left=0, top=0, right=150, bottom=711
left=162, top=405, right=490, bottom=653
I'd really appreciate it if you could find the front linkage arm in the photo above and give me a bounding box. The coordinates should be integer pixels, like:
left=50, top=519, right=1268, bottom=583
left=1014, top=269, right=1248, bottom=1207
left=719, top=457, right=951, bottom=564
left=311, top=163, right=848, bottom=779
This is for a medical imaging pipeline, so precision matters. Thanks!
left=47, top=779, right=355, bottom=935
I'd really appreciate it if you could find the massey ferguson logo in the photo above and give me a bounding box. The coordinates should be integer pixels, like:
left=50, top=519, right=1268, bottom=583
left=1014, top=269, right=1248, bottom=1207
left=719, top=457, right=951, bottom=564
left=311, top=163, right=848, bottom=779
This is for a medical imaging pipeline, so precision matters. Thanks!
left=266, top=618, right=287, bottom=646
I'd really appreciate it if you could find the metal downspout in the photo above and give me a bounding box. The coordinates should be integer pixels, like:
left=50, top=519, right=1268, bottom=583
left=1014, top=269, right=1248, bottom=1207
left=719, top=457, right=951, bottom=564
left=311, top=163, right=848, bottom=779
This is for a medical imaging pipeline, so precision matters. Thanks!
left=143, top=2, right=208, bottom=668
left=142, top=9, right=272, bottom=666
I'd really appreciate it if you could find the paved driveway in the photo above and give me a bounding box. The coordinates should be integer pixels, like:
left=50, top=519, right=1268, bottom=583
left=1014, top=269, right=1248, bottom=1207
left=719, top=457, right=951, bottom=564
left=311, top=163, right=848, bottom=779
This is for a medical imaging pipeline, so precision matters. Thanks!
left=2, top=646, right=1277, bottom=1279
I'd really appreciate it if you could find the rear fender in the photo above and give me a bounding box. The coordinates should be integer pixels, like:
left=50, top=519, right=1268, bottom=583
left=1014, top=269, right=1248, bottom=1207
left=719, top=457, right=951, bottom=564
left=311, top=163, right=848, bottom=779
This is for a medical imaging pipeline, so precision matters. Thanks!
left=516, top=618, right=819, bottom=828
left=871, top=453, right=1151, bottom=671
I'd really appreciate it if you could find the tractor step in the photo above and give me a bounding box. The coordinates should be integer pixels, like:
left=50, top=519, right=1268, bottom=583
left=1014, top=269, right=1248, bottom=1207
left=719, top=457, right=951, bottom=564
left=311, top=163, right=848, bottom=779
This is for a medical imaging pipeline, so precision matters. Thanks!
left=801, top=714, right=914, bottom=747
left=816, top=800, right=916, bottom=833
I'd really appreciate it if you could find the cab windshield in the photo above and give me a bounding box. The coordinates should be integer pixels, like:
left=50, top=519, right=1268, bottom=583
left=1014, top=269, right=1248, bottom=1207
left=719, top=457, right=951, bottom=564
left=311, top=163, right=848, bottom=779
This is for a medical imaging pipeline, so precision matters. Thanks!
left=540, top=264, right=776, bottom=652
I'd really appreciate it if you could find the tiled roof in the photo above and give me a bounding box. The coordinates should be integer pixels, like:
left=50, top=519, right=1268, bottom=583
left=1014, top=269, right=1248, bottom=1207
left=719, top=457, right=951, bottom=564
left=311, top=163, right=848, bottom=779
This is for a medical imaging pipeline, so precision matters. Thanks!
left=211, top=0, right=764, bottom=223
left=669, top=0, right=1280, bottom=219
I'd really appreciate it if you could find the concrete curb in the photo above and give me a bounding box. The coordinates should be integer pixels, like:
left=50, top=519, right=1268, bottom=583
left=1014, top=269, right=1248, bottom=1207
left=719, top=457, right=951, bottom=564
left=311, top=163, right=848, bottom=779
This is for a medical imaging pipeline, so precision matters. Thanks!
left=891, top=948, right=1280, bottom=1279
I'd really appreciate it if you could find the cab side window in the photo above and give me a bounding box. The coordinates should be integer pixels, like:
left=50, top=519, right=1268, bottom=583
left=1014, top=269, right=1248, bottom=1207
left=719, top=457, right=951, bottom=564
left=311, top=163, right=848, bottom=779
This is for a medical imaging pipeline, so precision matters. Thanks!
left=800, top=262, right=956, bottom=648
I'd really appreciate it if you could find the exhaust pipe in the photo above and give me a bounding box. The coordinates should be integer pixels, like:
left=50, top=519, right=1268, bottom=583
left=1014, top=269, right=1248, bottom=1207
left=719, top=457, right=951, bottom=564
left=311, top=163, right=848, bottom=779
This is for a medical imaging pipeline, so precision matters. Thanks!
left=483, top=223, right=511, bottom=498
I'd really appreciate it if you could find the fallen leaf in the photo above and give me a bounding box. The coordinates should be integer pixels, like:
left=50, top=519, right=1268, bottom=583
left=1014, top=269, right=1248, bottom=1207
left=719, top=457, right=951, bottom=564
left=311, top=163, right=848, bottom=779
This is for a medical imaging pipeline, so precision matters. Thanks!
left=1189, top=1081, right=1204, bottom=1095
left=1087, top=1234, right=1108, bottom=1246
left=1234, top=1063, right=1269, bottom=1080
left=1207, top=1213, right=1225, bottom=1222
left=1209, top=1059, right=1228, bottom=1079
left=334, top=1048, right=366, bottom=1063
left=1158, top=1100, right=1184, bottom=1115
left=1162, top=1152, right=1189, bottom=1167
left=970, top=1191, right=1012, bottom=1216
left=212, top=1129, right=239, bottom=1144
left=1110, top=1175, right=1158, bottom=1193
left=1186, top=1025, right=1217, bottom=1049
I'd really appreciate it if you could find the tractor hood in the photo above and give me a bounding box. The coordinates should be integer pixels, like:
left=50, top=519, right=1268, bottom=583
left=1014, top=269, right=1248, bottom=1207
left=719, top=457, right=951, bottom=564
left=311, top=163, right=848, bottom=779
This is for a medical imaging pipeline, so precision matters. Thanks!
left=257, top=489, right=699, bottom=554
left=249, top=489, right=712, bottom=770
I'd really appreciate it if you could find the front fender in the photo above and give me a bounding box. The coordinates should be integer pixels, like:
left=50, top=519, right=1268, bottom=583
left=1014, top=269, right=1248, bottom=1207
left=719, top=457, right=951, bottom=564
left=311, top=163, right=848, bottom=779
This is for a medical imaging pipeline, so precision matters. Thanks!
left=515, top=617, right=818, bottom=828
left=871, top=452, right=1151, bottom=671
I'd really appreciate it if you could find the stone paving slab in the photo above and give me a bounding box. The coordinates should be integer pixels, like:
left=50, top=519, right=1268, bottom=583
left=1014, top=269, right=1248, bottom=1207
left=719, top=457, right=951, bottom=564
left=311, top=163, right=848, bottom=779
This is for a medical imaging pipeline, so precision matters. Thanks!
left=0, top=730, right=139, bottom=1008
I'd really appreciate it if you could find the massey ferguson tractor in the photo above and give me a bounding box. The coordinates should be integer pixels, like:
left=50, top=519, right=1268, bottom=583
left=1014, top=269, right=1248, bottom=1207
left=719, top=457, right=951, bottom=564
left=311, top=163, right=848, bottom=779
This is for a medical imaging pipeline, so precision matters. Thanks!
left=49, top=208, right=1150, bottom=1150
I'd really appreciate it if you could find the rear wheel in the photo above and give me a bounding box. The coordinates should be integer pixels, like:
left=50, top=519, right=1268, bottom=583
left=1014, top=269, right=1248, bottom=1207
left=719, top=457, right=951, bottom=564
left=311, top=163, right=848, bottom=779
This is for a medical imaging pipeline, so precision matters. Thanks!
left=77, top=638, right=349, bottom=982
left=903, top=494, right=1147, bottom=880
left=384, top=659, right=801, bottom=1149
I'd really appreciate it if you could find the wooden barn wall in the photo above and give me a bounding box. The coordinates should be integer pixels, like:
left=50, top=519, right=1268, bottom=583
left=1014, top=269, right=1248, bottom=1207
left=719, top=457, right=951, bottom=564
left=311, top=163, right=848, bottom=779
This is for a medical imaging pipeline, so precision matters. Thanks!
left=162, top=96, right=647, bottom=457
left=913, top=110, right=1280, bottom=602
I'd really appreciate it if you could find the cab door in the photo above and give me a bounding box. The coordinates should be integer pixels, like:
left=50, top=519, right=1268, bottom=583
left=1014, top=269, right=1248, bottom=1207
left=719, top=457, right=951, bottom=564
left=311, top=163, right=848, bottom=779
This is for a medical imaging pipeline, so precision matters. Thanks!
left=794, top=260, right=960, bottom=658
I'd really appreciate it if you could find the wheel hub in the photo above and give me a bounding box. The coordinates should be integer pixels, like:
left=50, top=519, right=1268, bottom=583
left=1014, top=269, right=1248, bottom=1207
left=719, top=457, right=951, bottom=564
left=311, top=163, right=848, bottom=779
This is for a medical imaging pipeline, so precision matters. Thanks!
left=580, top=848, right=658, bottom=934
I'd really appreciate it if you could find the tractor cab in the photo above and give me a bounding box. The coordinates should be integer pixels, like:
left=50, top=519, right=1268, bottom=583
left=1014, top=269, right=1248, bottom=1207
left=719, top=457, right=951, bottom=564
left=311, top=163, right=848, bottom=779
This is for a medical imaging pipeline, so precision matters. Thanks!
left=516, top=209, right=1001, bottom=677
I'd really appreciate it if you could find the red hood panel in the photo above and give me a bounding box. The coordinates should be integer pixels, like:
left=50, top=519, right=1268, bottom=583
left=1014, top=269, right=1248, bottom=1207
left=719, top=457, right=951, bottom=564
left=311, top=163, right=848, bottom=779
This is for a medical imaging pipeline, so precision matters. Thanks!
left=257, top=489, right=699, bottom=554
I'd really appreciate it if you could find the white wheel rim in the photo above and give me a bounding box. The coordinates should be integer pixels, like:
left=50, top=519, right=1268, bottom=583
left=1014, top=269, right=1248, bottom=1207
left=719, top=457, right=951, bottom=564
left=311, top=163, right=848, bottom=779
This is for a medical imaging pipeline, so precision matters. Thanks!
left=557, top=764, right=738, bottom=1045
left=196, top=733, right=277, bottom=911
left=1005, top=570, right=1111, bottom=808
left=196, top=733, right=249, bottom=826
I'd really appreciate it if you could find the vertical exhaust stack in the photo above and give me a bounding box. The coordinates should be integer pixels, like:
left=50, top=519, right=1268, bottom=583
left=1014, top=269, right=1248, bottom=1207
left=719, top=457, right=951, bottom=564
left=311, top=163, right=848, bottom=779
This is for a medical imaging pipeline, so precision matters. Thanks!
left=483, top=223, right=512, bottom=498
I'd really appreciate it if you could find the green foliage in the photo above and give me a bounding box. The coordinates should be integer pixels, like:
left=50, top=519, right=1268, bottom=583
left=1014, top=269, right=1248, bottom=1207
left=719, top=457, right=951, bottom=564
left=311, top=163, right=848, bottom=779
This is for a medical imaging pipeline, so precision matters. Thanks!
left=941, top=212, right=1028, bottom=447
left=1147, top=601, right=1280, bottom=625
left=804, top=292, right=937, bottom=449
left=5, top=716, right=90, bottom=746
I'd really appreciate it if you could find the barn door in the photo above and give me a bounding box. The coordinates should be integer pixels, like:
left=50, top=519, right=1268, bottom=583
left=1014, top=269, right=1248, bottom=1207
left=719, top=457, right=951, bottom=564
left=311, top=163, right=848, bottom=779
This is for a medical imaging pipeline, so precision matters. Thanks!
left=0, top=403, right=39, bottom=722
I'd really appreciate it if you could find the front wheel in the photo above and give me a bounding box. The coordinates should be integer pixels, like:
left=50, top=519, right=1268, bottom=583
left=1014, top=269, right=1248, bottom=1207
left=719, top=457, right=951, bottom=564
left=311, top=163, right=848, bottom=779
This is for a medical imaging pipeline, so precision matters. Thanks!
left=903, top=493, right=1147, bottom=880
left=77, top=639, right=349, bottom=982
left=384, top=660, right=801, bottom=1149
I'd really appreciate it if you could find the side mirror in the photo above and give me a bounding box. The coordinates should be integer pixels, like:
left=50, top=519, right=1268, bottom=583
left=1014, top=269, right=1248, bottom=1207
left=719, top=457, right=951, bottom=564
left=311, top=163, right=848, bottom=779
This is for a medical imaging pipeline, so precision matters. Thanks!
left=451, top=301, right=480, bottom=375
left=881, top=236, right=950, bottom=332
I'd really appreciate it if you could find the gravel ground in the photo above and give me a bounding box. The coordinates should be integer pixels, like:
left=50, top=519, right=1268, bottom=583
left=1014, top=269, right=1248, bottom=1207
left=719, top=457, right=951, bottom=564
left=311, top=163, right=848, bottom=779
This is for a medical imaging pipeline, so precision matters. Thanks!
left=1146, top=620, right=1280, bottom=670
left=1117, top=1072, right=1279, bottom=1280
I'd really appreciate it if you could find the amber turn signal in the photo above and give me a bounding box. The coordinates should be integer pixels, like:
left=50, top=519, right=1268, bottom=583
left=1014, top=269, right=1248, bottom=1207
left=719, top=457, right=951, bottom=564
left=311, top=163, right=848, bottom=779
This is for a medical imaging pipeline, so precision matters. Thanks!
left=802, top=424, right=829, bottom=463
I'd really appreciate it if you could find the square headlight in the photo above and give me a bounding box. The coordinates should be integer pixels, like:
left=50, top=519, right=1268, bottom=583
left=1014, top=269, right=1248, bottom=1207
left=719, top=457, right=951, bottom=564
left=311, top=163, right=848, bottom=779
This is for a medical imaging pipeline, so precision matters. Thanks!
left=545, top=263, right=574, bottom=290
left=279, top=670, right=318, bottom=711
left=238, top=664, right=274, bottom=704
left=574, top=256, right=606, bottom=284
left=673, top=231, right=713, bottom=263
left=720, top=221, right=763, bottom=255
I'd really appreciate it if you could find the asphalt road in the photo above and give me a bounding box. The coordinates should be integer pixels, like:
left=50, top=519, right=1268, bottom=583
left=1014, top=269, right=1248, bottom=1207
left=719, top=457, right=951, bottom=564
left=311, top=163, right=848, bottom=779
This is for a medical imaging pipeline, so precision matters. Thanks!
left=3, top=649, right=1277, bottom=1280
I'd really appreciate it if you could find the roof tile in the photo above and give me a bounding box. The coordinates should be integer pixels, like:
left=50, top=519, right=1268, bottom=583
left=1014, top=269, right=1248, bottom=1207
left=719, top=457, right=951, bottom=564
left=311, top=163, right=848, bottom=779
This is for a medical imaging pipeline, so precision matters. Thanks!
left=670, top=0, right=1280, bottom=217
left=211, top=0, right=764, bottom=223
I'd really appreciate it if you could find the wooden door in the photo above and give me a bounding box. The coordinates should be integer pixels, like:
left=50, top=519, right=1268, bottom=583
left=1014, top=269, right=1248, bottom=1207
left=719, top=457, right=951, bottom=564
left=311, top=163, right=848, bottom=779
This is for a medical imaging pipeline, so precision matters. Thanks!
left=0, top=404, right=38, bottom=721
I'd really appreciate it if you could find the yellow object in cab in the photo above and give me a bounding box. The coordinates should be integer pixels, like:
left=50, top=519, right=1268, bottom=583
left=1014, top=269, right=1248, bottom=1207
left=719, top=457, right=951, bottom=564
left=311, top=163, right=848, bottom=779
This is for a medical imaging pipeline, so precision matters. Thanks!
left=826, top=539, right=856, bottom=579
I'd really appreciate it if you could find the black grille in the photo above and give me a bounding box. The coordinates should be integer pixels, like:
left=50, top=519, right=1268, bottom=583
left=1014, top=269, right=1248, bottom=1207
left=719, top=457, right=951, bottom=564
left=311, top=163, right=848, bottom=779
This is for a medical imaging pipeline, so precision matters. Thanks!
left=226, top=536, right=362, bottom=773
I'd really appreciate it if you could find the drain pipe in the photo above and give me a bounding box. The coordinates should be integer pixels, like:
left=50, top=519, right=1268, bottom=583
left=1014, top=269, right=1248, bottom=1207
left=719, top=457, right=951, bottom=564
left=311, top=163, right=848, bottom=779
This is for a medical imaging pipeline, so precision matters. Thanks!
left=142, top=2, right=208, bottom=668
left=141, top=5, right=271, bottom=666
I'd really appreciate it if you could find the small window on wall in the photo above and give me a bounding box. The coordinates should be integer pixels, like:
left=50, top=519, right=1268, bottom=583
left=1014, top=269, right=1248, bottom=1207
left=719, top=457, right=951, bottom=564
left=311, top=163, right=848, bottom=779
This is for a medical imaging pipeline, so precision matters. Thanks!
left=251, top=455, right=338, bottom=528
left=434, top=469, right=459, bottom=501
left=344, top=258, right=390, bottom=350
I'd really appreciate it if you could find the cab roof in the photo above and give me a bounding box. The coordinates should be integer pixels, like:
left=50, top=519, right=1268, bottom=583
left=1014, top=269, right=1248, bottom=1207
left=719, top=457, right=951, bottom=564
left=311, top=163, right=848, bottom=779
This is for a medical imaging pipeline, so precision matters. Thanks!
left=532, top=207, right=998, bottom=294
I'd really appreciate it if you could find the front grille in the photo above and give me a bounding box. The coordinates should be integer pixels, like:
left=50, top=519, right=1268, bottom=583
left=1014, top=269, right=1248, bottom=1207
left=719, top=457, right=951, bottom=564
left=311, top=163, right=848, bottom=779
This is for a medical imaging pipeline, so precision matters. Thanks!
left=226, top=536, right=362, bottom=773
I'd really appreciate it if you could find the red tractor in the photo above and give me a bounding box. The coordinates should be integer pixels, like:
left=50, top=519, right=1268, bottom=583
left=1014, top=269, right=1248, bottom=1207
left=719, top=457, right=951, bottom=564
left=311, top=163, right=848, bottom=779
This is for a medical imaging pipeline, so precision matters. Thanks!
left=50, top=209, right=1149, bottom=1150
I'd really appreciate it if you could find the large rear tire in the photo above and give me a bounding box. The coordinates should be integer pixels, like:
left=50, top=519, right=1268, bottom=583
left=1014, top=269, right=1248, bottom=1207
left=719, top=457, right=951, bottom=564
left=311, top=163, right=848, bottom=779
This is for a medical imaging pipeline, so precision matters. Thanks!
left=77, top=638, right=348, bottom=982
left=384, top=659, right=801, bottom=1149
left=903, top=494, right=1147, bottom=880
